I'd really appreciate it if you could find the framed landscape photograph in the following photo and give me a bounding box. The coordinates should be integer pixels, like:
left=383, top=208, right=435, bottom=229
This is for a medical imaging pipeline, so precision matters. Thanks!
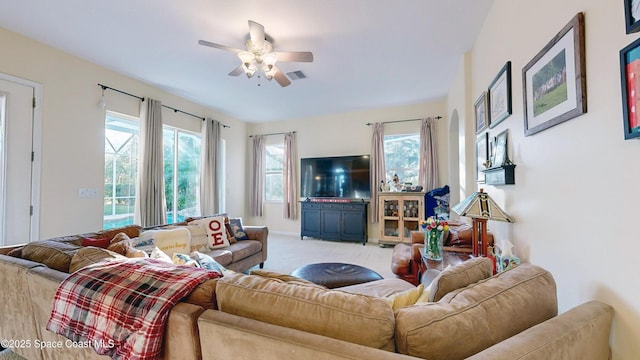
left=476, top=132, right=488, bottom=183
left=619, top=36, right=640, bottom=140
left=522, top=12, right=586, bottom=136
left=474, top=92, right=488, bottom=134
left=488, top=61, right=512, bottom=128
left=624, top=0, right=640, bottom=34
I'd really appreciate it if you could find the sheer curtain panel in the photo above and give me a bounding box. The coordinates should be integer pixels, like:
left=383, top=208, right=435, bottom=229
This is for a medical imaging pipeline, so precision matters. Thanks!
left=200, top=118, right=221, bottom=216
left=250, top=135, right=265, bottom=217
left=369, top=123, right=385, bottom=223
left=418, top=117, right=439, bottom=192
left=283, top=132, right=297, bottom=220
left=135, top=98, right=167, bottom=227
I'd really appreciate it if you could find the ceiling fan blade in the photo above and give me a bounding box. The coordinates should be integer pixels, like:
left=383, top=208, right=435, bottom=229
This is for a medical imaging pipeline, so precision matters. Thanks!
left=198, top=40, right=242, bottom=54
left=248, top=20, right=266, bottom=50
left=273, top=67, right=291, bottom=87
left=228, top=64, right=244, bottom=76
left=273, top=51, right=314, bottom=62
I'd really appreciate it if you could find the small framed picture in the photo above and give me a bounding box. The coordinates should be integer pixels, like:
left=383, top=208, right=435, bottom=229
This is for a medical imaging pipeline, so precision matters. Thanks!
left=492, top=129, right=509, bottom=167
left=522, top=13, right=586, bottom=136
left=474, top=92, right=488, bottom=134
left=488, top=61, right=512, bottom=128
left=620, top=36, right=640, bottom=140
left=476, top=133, right=489, bottom=183
left=624, top=0, right=640, bottom=34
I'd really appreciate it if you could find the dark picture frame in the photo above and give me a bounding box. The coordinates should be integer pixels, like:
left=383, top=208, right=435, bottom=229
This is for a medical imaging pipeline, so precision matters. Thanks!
left=476, top=132, right=488, bottom=183
left=624, top=0, right=640, bottom=34
left=474, top=92, right=488, bottom=134
left=488, top=61, right=512, bottom=128
left=492, top=129, right=509, bottom=167
left=522, top=12, right=586, bottom=136
left=619, top=36, right=640, bottom=140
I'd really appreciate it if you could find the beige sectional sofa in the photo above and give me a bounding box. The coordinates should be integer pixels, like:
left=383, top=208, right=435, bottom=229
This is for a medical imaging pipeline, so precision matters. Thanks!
left=0, top=222, right=268, bottom=360
left=1, top=233, right=612, bottom=360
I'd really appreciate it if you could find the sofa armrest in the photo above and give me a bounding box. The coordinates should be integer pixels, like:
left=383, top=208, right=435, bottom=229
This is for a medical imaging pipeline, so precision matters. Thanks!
left=244, top=226, right=268, bottom=263
left=197, top=310, right=419, bottom=360
left=163, top=302, right=205, bottom=360
left=467, top=301, right=613, bottom=360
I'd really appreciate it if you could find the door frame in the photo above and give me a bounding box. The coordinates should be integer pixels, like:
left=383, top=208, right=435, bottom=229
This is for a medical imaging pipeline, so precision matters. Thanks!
left=0, top=72, right=42, bottom=243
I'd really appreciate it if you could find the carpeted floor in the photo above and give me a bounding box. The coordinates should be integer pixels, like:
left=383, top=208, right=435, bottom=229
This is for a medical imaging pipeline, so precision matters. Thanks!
left=0, top=233, right=396, bottom=360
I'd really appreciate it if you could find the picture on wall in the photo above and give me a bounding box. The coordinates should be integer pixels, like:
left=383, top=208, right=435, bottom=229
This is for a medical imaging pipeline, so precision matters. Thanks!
left=522, top=12, right=586, bottom=136
left=624, top=0, right=640, bottom=34
left=474, top=92, right=488, bottom=134
left=619, top=36, right=640, bottom=140
left=476, top=132, right=488, bottom=183
left=488, top=61, right=512, bottom=128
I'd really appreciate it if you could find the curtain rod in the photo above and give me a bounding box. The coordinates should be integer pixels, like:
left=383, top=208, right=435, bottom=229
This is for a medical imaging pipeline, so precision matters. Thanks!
left=365, top=116, right=443, bottom=126
left=249, top=131, right=296, bottom=138
left=97, top=83, right=230, bottom=128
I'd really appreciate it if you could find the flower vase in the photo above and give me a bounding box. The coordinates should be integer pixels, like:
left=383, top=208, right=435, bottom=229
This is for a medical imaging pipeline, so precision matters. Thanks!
left=425, top=230, right=444, bottom=261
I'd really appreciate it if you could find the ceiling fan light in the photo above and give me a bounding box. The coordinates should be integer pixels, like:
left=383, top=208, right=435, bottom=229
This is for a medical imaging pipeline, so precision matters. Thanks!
left=245, top=67, right=257, bottom=78
left=238, top=51, right=255, bottom=64
left=262, top=53, right=277, bottom=66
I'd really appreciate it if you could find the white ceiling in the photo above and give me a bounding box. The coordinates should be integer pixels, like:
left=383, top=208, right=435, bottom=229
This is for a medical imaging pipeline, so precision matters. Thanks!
left=0, top=0, right=493, bottom=123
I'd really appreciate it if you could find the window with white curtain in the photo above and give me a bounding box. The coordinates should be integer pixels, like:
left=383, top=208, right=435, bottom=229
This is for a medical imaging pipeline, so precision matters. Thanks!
left=103, top=111, right=203, bottom=229
left=384, top=133, right=420, bottom=185
left=265, top=143, right=284, bottom=201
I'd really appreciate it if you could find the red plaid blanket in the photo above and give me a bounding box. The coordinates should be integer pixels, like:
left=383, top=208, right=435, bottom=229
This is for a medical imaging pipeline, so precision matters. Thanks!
left=47, top=258, right=221, bottom=360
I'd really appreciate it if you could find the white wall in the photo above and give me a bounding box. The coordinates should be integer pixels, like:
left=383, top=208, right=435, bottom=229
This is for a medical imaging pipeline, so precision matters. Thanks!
left=450, top=1, right=640, bottom=358
left=0, top=27, right=248, bottom=239
left=245, top=100, right=447, bottom=238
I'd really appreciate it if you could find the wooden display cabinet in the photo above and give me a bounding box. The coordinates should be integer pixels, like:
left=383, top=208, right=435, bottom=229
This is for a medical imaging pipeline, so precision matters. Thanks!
left=378, top=192, right=424, bottom=246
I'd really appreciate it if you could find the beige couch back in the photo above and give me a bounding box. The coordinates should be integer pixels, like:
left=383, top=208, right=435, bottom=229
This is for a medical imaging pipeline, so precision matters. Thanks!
left=395, top=264, right=557, bottom=360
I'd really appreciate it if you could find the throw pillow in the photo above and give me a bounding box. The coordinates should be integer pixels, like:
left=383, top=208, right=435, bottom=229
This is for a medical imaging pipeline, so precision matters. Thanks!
left=81, top=237, right=111, bottom=249
left=150, top=247, right=173, bottom=263
left=130, top=231, right=155, bottom=249
left=185, top=224, right=209, bottom=253
left=191, top=251, right=231, bottom=275
left=228, top=217, right=249, bottom=240
left=415, top=284, right=432, bottom=303
left=152, top=227, right=191, bottom=257
left=428, top=257, right=493, bottom=302
left=224, top=217, right=237, bottom=244
left=172, top=253, right=200, bottom=268
left=386, top=284, right=424, bottom=311
left=191, top=216, right=230, bottom=250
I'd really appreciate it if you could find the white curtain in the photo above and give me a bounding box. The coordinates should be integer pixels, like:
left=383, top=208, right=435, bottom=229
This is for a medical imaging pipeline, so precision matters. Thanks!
left=199, top=118, right=221, bottom=216
left=369, top=123, right=385, bottom=223
left=250, top=135, right=265, bottom=217
left=419, top=117, right=439, bottom=191
left=283, top=132, right=297, bottom=220
left=135, top=98, right=166, bottom=227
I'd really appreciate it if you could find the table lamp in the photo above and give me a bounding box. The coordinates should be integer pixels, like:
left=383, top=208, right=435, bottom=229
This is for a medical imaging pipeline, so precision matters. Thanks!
left=451, top=189, right=514, bottom=256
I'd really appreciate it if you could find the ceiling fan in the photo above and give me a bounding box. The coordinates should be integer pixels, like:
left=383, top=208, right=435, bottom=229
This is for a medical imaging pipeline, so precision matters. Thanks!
left=198, top=20, right=313, bottom=87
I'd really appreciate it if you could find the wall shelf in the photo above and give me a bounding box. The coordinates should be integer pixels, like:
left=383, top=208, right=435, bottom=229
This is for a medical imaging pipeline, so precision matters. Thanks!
left=483, top=164, right=516, bottom=185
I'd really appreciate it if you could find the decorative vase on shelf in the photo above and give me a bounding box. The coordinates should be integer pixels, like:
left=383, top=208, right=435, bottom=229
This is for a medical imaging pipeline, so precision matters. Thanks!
left=421, top=217, right=448, bottom=261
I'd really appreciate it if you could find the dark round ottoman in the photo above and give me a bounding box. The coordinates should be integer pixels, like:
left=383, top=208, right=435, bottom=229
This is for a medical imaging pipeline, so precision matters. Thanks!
left=290, top=262, right=383, bottom=289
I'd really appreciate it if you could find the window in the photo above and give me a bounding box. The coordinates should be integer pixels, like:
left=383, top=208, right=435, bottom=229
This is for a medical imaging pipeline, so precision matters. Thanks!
left=384, top=133, right=420, bottom=185
left=265, top=143, right=284, bottom=201
left=104, top=112, right=139, bottom=229
left=103, top=112, right=203, bottom=229
left=163, top=127, right=201, bottom=224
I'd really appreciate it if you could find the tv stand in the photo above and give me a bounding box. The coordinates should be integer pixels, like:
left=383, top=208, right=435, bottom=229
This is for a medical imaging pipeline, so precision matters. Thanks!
left=300, top=199, right=368, bottom=245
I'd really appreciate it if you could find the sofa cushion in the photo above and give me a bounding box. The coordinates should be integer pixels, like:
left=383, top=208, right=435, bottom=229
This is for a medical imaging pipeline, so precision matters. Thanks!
left=216, top=273, right=396, bottom=351
left=227, top=240, right=262, bottom=263
left=69, top=247, right=126, bottom=273
left=428, top=256, right=493, bottom=302
left=395, top=264, right=558, bottom=360
left=249, top=269, right=324, bottom=289
left=184, top=278, right=220, bottom=310
left=337, top=278, right=415, bottom=298
left=22, top=240, right=82, bottom=272
left=206, top=249, right=233, bottom=266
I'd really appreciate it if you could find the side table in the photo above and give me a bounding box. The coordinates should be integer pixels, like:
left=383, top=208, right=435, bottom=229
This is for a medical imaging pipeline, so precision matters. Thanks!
left=418, top=247, right=471, bottom=282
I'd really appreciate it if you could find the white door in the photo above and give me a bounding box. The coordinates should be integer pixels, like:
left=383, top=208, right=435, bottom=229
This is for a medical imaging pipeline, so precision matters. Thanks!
left=0, top=78, right=35, bottom=246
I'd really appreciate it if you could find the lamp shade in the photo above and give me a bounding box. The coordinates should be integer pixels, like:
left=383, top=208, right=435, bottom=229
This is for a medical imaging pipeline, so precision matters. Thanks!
left=451, top=189, right=514, bottom=222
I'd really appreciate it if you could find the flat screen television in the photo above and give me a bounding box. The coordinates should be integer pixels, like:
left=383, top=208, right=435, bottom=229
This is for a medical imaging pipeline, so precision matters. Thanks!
left=300, top=155, right=370, bottom=199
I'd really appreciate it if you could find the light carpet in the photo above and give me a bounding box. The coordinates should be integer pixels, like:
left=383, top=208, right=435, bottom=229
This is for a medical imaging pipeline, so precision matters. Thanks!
left=0, top=233, right=396, bottom=360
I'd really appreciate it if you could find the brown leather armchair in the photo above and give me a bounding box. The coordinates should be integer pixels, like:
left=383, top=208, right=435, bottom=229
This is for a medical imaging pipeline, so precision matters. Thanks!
left=390, top=220, right=494, bottom=285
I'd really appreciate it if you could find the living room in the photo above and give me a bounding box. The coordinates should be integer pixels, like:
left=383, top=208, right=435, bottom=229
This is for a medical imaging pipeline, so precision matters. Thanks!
left=0, top=0, right=638, bottom=359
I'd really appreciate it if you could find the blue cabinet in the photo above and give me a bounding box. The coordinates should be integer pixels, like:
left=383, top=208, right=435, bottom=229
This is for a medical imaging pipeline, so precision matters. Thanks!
left=301, top=201, right=368, bottom=245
